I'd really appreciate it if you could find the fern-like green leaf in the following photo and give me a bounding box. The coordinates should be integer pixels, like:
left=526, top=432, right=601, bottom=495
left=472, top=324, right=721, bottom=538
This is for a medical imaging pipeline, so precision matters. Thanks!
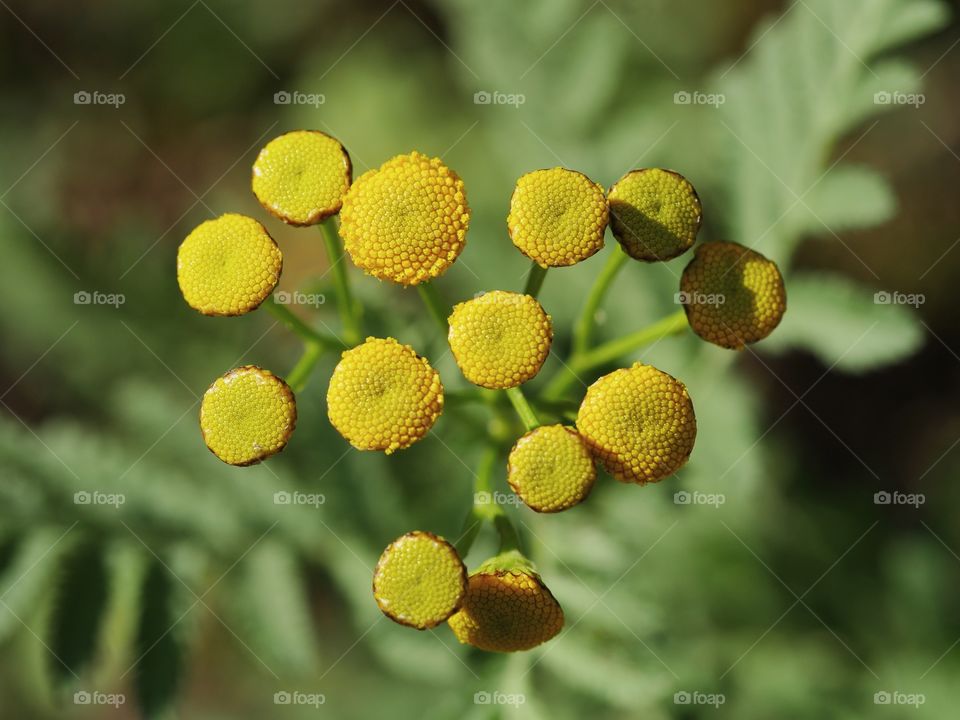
left=134, top=558, right=185, bottom=720
left=48, top=537, right=110, bottom=686
left=717, top=0, right=948, bottom=261
left=759, top=272, right=924, bottom=371
left=0, top=528, right=71, bottom=645
left=223, top=539, right=320, bottom=677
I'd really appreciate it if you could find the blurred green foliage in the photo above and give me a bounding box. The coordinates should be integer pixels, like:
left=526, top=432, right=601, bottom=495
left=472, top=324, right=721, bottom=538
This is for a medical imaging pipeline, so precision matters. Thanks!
left=0, top=0, right=957, bottom=718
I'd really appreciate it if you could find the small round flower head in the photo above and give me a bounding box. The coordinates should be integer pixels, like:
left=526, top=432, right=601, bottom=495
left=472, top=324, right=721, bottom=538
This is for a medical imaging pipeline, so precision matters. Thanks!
left=447, top=551, right=564, bottom=652
left=177, top=214, right=281, bottom=316
left=507, top=168, right=608, bottom=267
left=679, top=241, right=786, bottom=349
left=576, top=363, right=696, bottom=484
left=372, top=531, right=467, bottom=629
left=199, top=366, right=296, bottom=466
left=339, top=151, right=469, bottom=286
left=447, top=291, right=552, bottom=389
left=251, top=130, right=352, bottom=226
left=327, top=337, right=443, bottom=453
left=507, top=425, right=596, bottom=512
left=607, top=168, right=701, bottom=261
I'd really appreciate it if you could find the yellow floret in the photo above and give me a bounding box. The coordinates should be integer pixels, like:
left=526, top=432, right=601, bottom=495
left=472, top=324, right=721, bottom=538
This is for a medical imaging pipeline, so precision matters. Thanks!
left=251, top=130, right=352, bottom=226
left=177, top=214, right=282, bottom=316
left=507, top=168, right=608, bottom=267
left=679, top=241, right=786, bottom=349
left=447, top=551, right=564, bottom=652
left=199, top=365, right=296, bottom=466
left=326, top=337, right=443, bottom=453
left=338, top=151, right=470, bottom=286
left=507, top=425, right=596, bottom=512
left=608, top=168, right=701, bottom=261
left=447, top=291, right=552, bottom=389
left=576, top=363, right=696, bottom=484
left=372, top=531, right=467, bottom=629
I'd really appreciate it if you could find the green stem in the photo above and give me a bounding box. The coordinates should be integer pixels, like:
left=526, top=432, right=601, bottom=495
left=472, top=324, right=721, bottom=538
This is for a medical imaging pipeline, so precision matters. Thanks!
left=454, top=445, right=524, bottom=558
left=579, top=309, right=688, bottom=368
left=454, top=446, right=498, bottom=557
left=264, top=296, right=346, bottom=350
left=319, top=218, right=361, bottom=346
left=523, top=262, right=548, bottom=298
left=542, top=309, right=688, bottom=400
left=505, top=386, right=539, bottom=432
left=493, top=513, right=521, bottom=553
left=572, top=244, right=629, bottom=356
left=417, top=282, right=450, bottom=333
left=285, top=342, right=323, bottom=393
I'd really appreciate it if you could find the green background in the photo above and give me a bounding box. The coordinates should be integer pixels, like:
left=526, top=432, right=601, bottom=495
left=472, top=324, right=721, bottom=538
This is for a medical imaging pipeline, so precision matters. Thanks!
left=1, top=0, right=958, bottom=717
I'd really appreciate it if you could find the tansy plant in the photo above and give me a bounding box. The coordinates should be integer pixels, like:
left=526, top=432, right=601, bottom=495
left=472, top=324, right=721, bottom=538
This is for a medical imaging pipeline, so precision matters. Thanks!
left=176, top=129, right=786, bottom=653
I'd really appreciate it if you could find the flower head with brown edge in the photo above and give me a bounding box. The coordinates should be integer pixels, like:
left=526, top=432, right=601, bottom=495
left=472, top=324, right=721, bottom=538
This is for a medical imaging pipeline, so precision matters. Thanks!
left=199, top=365, right=296, bottom=466
left=339, top=151, right=469, bottom=286
left=576, top=363, right=696, bottom=484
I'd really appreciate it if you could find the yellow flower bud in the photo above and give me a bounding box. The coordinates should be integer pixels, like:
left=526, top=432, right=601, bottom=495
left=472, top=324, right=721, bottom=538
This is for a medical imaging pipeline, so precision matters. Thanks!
left=339, top=151, right=469, bottom=286
left=252, top=130, right=352, bottom=226
left=326, top=337, right=443, bottom=453
left=199, top=365, right=296, bottom=466
left=507, top=425, right=595, bottom=512
left=608, top=168, right=701, bottom=261
left=576, top=363, right=696, bottom=484
left=373, top=531, right=467, bottom=629
left=448, top=291, right=552, bottom=389
left=679, top=241, right=786, bottom=349
left=507, top=167, right=608, bottom=267
left=177, top=214, right=281, bottom=316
